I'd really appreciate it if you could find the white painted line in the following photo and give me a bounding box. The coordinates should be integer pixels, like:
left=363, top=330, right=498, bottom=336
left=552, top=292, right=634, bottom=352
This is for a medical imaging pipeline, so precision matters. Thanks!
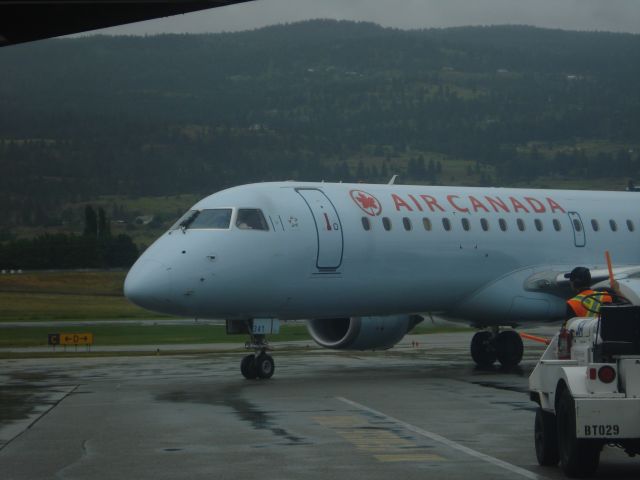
left=337, top=396, right=546, bottom=480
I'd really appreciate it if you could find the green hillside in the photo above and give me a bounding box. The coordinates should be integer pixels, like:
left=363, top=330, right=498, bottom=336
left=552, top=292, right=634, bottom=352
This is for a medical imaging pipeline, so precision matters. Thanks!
left=1, top=20, right=639, bottom=243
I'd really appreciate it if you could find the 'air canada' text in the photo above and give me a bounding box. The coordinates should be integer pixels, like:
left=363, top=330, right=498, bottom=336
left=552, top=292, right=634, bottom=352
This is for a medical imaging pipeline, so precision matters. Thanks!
left=390, top=193, right=566, bottom=215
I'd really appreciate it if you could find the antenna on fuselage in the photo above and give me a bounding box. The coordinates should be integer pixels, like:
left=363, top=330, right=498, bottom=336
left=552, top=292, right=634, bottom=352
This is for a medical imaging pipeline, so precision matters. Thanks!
left=388, top=175, right=398, bottom=185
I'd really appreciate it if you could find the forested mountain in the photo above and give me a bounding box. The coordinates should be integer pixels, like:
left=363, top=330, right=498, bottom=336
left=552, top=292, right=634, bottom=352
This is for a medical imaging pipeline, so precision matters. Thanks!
left=1, top=20, right=639, bottom=231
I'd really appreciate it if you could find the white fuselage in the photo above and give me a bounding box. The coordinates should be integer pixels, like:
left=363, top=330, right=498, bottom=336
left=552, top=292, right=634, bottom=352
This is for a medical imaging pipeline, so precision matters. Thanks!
left=124, top=182, right=639, bottom=326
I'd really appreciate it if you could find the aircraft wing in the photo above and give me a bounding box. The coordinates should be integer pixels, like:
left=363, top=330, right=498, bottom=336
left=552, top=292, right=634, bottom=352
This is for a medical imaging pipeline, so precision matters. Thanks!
left=0, top=0, right=256, bottom=46
left=525, top=266, right=640, bottom=294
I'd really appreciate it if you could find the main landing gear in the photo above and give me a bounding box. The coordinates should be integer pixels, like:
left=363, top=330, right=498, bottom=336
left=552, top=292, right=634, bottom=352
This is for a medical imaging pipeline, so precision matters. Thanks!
left=240, top=333, right=275, bottom=380
left=471, top=327, right=523, bottom=368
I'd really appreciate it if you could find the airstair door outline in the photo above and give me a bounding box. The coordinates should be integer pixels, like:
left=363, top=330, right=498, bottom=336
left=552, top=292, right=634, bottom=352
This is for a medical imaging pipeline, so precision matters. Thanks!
left=568, top=211, right=586, bottom=247
left=296, top=188, right=343, bottom=270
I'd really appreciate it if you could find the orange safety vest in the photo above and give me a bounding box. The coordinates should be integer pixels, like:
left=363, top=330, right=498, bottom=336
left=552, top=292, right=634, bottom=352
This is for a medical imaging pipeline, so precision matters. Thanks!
left=567, top=289, right=612, bottom=317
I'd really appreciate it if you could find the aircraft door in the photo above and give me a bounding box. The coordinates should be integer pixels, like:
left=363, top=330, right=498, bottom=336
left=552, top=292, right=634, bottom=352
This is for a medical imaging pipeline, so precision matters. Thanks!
left=568, top=212, right=586, bottom=247
left=296, top=188, right=343, bottom=270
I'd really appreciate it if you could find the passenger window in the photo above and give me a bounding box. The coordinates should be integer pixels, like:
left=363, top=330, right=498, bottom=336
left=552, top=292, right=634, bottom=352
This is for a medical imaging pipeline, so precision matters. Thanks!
left=591, top=219, right=599, bottom=232
left=553, top=219, right=561, bottom=231
left=627, top=220, right=635, bottom=232
left=534, top=219, right=543, bottom=231
left=382, top=217, right=392, bottom=231
left=573, top=219, right=582, bottom=232
left=189, top=209, right=233, bottom=229
left=461, top=218, right=470, bottom=231
left=480, top=218, right=489, bottom=231
left=499, top=218, right=507, bottom=231
left=442, top=218, right=451, bottom=231
left=609, top=219, right=617, bottom=232
left=236, top=209, right=269, bottom=230
left=423, top=218, right=432, bottom=231
left=402, top=217, right=412, bottom=231
left=517, top=218, right=525, bottom=231
left=361, top=217, right=371, bottom=231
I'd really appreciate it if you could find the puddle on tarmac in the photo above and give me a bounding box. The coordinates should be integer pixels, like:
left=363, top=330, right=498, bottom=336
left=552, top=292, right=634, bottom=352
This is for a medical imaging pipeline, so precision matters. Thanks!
left=157, top=385, right=311, bottom=446
left=0, top=387, right=43, bottom=422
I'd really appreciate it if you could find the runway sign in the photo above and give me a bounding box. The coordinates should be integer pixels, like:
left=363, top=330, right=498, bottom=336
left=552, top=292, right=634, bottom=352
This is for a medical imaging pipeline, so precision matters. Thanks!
left=59, top=333, right=94, bottom=346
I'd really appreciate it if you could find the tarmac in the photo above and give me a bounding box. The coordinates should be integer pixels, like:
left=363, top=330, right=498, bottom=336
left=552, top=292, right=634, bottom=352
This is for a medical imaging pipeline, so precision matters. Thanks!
left=1, top=331, right=639, bottom=480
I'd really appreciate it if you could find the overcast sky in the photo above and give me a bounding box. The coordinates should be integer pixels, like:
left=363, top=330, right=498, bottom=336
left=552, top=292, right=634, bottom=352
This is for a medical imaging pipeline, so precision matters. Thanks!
left=96, top=0, right=640, bottom=36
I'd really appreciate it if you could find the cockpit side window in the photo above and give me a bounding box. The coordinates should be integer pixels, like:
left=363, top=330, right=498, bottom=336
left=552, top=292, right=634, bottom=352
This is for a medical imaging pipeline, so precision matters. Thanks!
left=236, top=209, right=269, bottom=231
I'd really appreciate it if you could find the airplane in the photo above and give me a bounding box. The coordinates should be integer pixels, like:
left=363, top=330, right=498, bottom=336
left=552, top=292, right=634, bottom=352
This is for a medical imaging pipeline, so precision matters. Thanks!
left=0, top=0, right=255, bottom=46
left=124, top=180, right=640, bottom=379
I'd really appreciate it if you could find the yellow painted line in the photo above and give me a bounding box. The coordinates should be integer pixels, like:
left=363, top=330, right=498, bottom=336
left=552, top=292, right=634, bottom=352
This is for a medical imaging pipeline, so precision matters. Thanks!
left=314, top=415, right=431, bottom=459
left=312, top=415, right=365, bottom=427
left=337, top=397, right=545, bottom=480
left=374, top=453, right=445, bottom=462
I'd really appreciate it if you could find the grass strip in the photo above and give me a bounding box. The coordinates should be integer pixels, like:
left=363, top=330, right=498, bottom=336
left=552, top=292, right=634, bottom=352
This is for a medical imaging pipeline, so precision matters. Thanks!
left=0, top=292, right=169, bottom=322
left=0, top=324, right=472, bottom=348
left=0, top=324, right=312, bottom=347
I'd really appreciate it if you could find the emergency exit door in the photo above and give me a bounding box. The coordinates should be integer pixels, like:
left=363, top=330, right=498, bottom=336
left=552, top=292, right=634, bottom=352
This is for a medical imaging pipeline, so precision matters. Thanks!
left=568, top=212, right=586, bottom=247
left=297, top=188, right=343, bottom=270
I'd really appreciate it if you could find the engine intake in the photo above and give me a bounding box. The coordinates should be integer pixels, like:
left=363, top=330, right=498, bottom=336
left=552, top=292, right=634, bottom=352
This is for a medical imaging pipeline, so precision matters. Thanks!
left=307, top=315, right=422, bottom=350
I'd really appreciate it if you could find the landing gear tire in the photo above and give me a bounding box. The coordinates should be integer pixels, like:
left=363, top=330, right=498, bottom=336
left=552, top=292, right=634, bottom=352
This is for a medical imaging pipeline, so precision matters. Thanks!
left=240, top=354, right=258, bottom=379
left=471, top=331, right=497, bottom=366
left=557, top=388, right=601, bottom=478
left=496, top=330, right=524, bottom=368
left=535, top=407, right=559, bottom=466
left=255, top=353, right=275, bottom=379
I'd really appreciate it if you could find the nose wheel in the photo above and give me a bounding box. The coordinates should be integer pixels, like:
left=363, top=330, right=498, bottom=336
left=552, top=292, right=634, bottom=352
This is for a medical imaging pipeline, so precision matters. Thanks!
left=240, top=351, right=275, bottom=379
left=240, top=334, right=275, bottom=379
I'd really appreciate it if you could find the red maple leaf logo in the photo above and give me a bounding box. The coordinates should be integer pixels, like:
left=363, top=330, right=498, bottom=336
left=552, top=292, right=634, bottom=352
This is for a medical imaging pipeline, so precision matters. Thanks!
left=356, top=192, right=377, bottom=210
left=350, top=189, right=382, bottom=216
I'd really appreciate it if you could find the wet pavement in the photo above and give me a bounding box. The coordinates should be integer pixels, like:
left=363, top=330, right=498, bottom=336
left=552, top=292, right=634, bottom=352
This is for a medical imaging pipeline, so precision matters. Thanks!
left=1, top=331, right=639, bottom=480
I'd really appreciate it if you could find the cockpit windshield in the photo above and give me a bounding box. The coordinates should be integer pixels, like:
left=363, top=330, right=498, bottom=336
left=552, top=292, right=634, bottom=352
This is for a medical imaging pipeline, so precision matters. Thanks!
left=171, top=209, right=232, bottom=230
left=190, top=209, right=232, bottom=229
left=236, top=209, right=269, bottom=231
left=171, top=210, right=198, bottom=230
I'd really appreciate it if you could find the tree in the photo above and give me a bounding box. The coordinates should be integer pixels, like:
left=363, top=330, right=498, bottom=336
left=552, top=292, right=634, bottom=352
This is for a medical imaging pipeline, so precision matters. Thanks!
left=97, top=207, right=111, bottom=239
left=84, top=205, right=98, bottom=237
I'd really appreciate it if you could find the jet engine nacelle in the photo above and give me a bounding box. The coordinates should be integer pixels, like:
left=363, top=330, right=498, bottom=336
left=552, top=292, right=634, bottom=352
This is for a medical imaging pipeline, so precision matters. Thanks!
left=307, top=315, right=423, bottom=350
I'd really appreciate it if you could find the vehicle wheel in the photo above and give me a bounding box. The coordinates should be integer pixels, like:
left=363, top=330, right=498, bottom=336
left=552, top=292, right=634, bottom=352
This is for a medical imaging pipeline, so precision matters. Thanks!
left=535, top=408, right=559, bottom=466
left=255, top=353, right=275, bottom=379
left=496, top=330, right=524, bottom=368
left=471, top=331, right=497, bottom=366
left=557, top=388, right=601, bottom=477
left=240, top=354, right=257, bottom=379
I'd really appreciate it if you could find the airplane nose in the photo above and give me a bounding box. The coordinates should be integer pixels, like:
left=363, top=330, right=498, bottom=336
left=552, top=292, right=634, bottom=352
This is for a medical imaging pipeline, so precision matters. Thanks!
left=124, top=258, right=172, bottom=312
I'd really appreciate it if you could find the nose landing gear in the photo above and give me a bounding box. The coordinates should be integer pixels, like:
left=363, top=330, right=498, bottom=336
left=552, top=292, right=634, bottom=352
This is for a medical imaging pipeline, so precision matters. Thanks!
left=226, top=319, right=279, bottom=380
left=240, top=334, right=275, bottom=380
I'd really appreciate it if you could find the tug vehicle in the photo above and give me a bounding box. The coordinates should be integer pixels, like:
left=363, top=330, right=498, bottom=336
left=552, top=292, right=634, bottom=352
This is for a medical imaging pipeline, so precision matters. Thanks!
left=529, top=298, right=640, bottom=477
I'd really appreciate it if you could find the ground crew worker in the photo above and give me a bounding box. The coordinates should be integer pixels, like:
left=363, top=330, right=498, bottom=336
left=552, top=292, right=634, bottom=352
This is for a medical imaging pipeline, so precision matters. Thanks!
left=564, top=266, right=612, bottom=319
